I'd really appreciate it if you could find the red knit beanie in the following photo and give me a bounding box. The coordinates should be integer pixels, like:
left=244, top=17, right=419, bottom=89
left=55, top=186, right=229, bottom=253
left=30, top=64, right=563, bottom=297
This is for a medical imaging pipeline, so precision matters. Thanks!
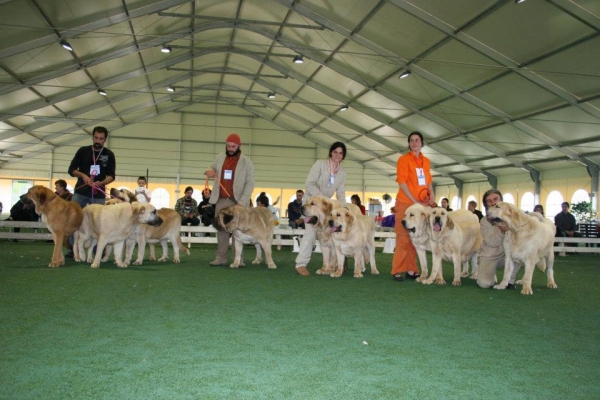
left=225, top=133, right=241, bottom=146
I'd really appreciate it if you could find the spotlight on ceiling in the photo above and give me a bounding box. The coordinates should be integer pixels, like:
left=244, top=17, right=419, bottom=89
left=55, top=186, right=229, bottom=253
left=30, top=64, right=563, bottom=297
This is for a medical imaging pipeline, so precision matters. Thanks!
left=340, top=105, right=349, bottom=111
left=167, top=86, right=175, bottom=92
left=268, top=92, right=276, bottom=99
left=97, top=89, right=107, bottom=96
left=514, top=0, right=526, bottom=3
left=293, top=55, right=304, bottom=64
left=161, top=45, right=172, bottom=53
left=60, top=40, right=73, bottom=52
left=399, top=70, right=411, bottom=79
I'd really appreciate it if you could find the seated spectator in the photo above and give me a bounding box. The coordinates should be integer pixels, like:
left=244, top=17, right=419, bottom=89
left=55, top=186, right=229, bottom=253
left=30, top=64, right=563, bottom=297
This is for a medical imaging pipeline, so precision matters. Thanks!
left=441, top=197, right=452, bottom=211
left=555, top=201, right=581, bottom=247
left=468, top=200, right=484, bottom=221
left=54, top=179, right=73, bottom=201
left=257, top=195, right=279, bottom=225
left=175, top=186, right=200, bottom=227
left=381, top=207, right=396, bottom=228
left=287, top=190, right=305, bottom=229
left=198, top=188, right=214, bottom=226
left=3, top=196, right=39, bottom=233
left=533, top=204, right=544, bottom=216
left=351, top=194, right=366, bottom=215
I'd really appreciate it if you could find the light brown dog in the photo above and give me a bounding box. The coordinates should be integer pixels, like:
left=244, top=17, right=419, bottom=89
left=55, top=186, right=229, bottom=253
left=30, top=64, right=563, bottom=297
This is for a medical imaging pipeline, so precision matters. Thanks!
left=301, top=196, right=362, bottom=276
left=124, top=208, right=189, bottom=265
left=486, top=202, right=557, bottom=295
left=328, top=206, right=379, bottom=278
left=74, top=202, right=163, bottom=268
left=25, top=185, right=83, bottom=267
left=216, top=205, right=277, bottom=269
left=425, top=208, right=482, bottom=286
left=401, top=203, right=433, bottom=282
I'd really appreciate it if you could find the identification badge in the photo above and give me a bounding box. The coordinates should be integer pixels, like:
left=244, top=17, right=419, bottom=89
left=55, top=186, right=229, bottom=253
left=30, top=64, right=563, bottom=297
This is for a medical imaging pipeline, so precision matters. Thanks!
left=416, top=168, right=426, bottom=186
left=224, top=170, right=233, bottom=180
left=90, top=165, right=100, bottom=177
left=330, top=174, right=335, bottom=184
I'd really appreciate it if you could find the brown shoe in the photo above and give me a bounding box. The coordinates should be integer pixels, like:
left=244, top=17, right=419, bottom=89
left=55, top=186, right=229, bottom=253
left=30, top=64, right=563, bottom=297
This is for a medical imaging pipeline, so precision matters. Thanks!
left=209, top=259, right=227, bottom=266
left=296, top=266, right=310, bottom=276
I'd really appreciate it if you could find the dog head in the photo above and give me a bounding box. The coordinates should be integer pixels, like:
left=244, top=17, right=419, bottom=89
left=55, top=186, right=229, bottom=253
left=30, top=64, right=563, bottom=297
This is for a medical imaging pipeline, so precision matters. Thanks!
left=216, top=206, right=237, bottom=233
left=485, top=202, right=527, bottom=231
left=301, top=196, right=336, bottom=228
left=24, top=185, right=56, bottom=214
left=401, top=203, right=430, bottom=237
left=109, top=187, right=137, bottom=203
left=428, top=207, right=454, bottom=240
left=328, top=207, right=354, bottom=239
left=132, top=203, right=162, bottom=227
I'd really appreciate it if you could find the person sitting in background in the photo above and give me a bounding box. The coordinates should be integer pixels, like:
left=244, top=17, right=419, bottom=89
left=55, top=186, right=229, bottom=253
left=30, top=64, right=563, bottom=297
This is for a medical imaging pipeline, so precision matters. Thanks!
left=533, top=204, right=544, bottom=216
left=468, top=200, right=483, bottom=221
left=351, top=194, right=366, bottom=215
left=135, top=176, right=151, bottom=203
left=256, top=195, right=279, bottom=225
left=555, top=201, right=581, bottom=247
left=441, top=197, right=452, bottom=211
left=4, top=196, right=39, bottom=233
left=287, top=189, right=305, bottom=229
left=198, top=188, right=214, bottom=227
left=175, top=186, right=200, bottom=227
left=54, top=179, right=73, bottom=201
left=381, top=206, right=396, bottom=228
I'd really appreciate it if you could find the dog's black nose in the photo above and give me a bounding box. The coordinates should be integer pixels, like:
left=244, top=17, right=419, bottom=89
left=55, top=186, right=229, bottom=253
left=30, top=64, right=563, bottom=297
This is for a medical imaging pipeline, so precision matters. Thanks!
left=328, top=220, right=334, bottom=227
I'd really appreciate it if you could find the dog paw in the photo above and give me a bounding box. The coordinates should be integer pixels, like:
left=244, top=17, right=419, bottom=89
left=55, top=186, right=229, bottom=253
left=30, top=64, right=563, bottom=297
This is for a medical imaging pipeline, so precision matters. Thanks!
left=547, top=282, right=557, bottom=289
left=230, top=263, right=240, bottom=269
left=116, top=262, right=129, bottom=268
left=521, top=286, right=533, bottom=295
left=460, top=272, right=469, bottom=278
left=315, top=268, right=327, bottom=275
left=469, top=273, right=478, bottom=280
left=422, top=278, right=434, bottom=285
left=515, top=279, right=523, bottom=285
left=158, top=257, right=167, bottom=262
left=252, top=258, right=261, bottom=264
left=149, top=256, right=156, bottom=261
left=268, top=264, right=277, bottom=269
left=172, top=258, right=181, bottom=264
left=371, top=269, right=379, bottom=275
left=452, top=280, right=462, bottom=286
left=353, top=273, right=364, bottom=278
left=91, top=263, right=100, bottom=269
left=133, top=261, right=142, bottom=266
left=493, top=284, right=507, bottom=290
left=330, top=272, right=342, bottom=278
left=48, top=262, right=60, bottom=268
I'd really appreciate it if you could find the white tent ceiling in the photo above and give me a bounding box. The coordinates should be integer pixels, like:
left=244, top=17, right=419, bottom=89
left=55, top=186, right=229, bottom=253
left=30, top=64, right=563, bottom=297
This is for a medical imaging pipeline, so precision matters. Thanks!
left=0, top=0, right=599, bottom=187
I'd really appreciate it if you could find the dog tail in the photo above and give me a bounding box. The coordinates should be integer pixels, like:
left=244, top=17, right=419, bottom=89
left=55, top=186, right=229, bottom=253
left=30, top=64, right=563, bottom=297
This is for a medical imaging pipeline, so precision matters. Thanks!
left=177, top=236, right=190, bottom=255
left=536, top=258, right=547, bottom=272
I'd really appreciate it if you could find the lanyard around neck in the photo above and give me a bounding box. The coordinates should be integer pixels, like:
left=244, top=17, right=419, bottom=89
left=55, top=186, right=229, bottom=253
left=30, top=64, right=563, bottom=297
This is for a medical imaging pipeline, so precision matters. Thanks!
left=92, top=147, right=104, bottom=165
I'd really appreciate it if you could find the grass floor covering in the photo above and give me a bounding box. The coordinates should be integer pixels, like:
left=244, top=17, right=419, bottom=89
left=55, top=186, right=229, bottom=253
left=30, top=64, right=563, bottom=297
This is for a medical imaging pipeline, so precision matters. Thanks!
left=1, top=240, right=599, bottom=400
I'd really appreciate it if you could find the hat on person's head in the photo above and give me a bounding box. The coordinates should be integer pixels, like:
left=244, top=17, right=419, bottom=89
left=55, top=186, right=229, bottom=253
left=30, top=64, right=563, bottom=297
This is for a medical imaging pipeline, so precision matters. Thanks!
left=226, top=133, right=241, bottom=146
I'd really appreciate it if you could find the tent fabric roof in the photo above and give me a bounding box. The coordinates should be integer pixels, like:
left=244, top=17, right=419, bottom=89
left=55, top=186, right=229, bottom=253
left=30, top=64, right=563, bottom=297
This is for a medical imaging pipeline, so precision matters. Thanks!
left=0, top=0, right=599, bottom=186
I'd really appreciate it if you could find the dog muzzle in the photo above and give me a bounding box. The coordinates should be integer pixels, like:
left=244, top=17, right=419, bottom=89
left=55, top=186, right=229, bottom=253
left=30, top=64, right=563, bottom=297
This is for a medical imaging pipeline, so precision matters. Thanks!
left=433, top=216, right=442, bottom=232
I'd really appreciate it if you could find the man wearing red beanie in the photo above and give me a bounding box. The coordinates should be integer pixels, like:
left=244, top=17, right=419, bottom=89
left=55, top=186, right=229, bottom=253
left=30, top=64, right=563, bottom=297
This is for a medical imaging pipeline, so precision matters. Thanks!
left=205, top=133, right=255, bottom=266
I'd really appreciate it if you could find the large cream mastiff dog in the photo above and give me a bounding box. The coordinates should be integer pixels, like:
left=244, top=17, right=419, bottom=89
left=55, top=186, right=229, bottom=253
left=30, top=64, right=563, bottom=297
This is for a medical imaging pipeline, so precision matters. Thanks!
left=216, top=205, right=277, bottom=269
left=25, top=185, right=83, bottom=267
left=328, top=206, right=379, bottom=278
left=75, top=202, right=163, bottom=268
left=486, top=202, right=557, bottom=295
left=301, top=196, right=362, bottom=276
left=425, top=208, right=482, bottom=286
left=401, top=203, right=433, bottom=282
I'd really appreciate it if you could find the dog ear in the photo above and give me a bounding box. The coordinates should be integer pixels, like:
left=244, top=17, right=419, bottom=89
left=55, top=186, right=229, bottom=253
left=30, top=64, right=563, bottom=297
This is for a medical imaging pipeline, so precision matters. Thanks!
left=38, top=190, right=46, bottom=205
left=223, top=213, right=234, bottom=225
left=446, top=214, right=455, bottom=230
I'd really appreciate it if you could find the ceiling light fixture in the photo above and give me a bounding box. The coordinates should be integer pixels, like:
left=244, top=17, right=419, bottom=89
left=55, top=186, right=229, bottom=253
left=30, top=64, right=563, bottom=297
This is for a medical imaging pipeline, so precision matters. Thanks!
left=340, top=105, right=348, bottom=111
left=167, top=86, right=175, bottom=92
left=60, top=40, right=73, bottom=52
left=268, top=92, right=276, bottom=99
left=293, top=55, right=304, bottom=64
left=161, top=45, right=172, bottom=53
left=514, top=0, right=526, bottom=3
left=399, top=70, right=411, bottom=79
left=97, top=89, right=107, bottom=96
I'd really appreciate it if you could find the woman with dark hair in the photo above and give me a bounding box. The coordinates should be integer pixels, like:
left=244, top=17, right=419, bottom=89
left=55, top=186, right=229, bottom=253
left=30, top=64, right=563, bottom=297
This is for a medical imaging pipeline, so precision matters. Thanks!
left=441, top=197, right=452, bottom=211
left=295, top=141, right=348, bottom=276
left=533, top=204, right=544, bottom=216
left=392, top=131, right=435, bottom=281
left=351, top=194, right=366, bottom=215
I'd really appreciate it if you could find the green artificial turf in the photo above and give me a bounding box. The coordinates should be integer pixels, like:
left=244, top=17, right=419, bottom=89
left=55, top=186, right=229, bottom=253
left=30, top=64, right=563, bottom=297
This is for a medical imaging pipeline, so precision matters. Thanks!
left=0, top=240, right=599, bottom=399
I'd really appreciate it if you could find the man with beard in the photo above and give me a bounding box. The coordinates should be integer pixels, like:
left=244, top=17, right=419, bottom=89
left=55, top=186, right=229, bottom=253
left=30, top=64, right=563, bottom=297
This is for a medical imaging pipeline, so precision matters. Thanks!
left=205, top=133, right=255, bottom=266
left=68, top=126, right=116, bottom=207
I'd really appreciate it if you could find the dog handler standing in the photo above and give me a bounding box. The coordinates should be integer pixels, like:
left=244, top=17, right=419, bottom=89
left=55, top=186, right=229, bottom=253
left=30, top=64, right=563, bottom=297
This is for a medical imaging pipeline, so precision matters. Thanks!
left=295, top=142, right=348, bottom=276
left=205, top=133, right=255, bottom=266
left=392, top=131, right=435, bottom=281
left=476, top=189, right=519, bottom=289
left=68, top=126, right=116, bottom=208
